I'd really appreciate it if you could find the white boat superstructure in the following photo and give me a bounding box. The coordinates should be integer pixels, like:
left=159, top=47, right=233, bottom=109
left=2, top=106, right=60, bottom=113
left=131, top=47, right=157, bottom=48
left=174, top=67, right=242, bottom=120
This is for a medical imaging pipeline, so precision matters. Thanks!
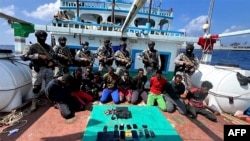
left=34, top=0, right=191, bottom=79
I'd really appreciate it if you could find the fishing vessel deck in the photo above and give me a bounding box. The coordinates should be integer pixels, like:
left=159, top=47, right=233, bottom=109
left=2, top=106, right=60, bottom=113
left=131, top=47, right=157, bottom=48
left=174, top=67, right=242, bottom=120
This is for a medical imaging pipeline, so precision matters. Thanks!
left=0, top=96, right=248, bottom=141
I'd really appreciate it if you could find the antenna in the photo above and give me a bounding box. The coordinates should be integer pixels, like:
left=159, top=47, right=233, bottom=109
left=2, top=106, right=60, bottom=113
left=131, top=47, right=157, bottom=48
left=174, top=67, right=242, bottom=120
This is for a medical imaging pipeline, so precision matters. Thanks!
left=206, top=0, right=215, bottom=34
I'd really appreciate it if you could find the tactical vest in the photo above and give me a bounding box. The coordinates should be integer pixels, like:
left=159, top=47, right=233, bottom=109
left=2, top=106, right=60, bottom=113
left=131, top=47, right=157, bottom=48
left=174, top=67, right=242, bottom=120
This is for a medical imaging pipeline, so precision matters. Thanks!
left=142, top=49, right=158, bottom=68
left=78, top=50, right=93, bottom=67
left=115, top=50, right=131, bottom=67
left=30, top=43, right=55, bottom=67
left=175, top=53, right=195, bottom=73
left=98, top=46, right=113, bottom=65
left=54, top=45, right=72, bottom=66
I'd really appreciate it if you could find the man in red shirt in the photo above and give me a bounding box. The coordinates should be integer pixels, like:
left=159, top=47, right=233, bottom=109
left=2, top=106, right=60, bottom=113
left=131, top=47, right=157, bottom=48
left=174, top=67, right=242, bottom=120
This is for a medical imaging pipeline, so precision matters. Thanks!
left=147, top=70, right=167, bottom=111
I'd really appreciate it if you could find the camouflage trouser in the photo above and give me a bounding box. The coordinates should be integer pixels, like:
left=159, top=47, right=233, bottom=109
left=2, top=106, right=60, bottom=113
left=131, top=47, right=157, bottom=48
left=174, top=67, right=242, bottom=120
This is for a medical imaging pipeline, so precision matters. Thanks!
left=32, top=67, right=54, bottom=98
left=98, top=63, right=111, bottom=73
left=175, top=71, right=192, bottom=91
left=54, top=66, right=69, bottom=78
left=115, top=66, right=127, bottom=76
left=143, top=66, right=157, bottom=78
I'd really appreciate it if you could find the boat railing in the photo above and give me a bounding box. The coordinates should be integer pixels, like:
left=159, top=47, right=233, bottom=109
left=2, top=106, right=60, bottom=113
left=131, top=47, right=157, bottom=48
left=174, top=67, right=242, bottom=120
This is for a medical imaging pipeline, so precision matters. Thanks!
left=139, top=7, right=172, bottom=17
left=51, top=20, right=184, bottom=37
left=106, top=0, right=132, bottom=4
left=61, top=1, right=106, bottom=9
left=60, top=0, right=172, bottom=17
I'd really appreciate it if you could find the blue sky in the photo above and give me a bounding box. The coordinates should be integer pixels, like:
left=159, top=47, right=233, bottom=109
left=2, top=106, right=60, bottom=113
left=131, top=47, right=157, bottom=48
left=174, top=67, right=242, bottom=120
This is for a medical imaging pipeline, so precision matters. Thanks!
left=0, top=0, right=250, bottom=46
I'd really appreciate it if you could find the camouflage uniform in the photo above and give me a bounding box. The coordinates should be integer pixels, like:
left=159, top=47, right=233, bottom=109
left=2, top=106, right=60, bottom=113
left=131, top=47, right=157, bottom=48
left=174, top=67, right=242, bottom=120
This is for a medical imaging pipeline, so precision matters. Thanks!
left=139, top=41, right=161, bottom=77
left=174, top=43, right=199, bottom=92
left=75, top=41, right=95, bottom=72
left=96, top=40, right=114, bottom=72
left=21, top=30, right=55, bottom=111
left=53, top=36, right=73, bottom=78
left=114, top=42, right=132, bottom=76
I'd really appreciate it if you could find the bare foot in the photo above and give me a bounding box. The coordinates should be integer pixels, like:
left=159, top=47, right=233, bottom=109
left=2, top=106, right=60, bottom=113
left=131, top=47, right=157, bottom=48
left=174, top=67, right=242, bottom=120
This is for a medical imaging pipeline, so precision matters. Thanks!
left=65, top=116, right=76, bottom=124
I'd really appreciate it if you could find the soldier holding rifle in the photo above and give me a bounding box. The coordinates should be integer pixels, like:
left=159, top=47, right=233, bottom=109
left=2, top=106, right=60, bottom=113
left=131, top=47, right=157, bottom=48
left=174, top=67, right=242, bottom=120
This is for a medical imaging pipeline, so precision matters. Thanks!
left=21, top=30, right=55, bottom=111
left=75, top=41, right=95, bottom=72
left=139, top=41, right=161, bottom=77
left=174, top=42, right=199, bottom=94
left=53, top=36, right=73, bottom=78
left=96, top=40, right=114, bottom=72
left=114, top=42, right=132, bottom=76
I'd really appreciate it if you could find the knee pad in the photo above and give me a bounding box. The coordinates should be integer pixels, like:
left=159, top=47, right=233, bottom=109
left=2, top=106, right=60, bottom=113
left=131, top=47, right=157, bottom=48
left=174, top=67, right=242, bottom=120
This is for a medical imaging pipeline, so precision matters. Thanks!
left=33, top=85, right=42, bottom=94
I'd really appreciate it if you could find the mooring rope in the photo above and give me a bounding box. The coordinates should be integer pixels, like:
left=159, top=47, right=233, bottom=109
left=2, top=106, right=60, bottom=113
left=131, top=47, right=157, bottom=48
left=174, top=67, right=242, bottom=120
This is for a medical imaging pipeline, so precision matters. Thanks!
left=0, top=110, right=24, bottom=127
left=1, top=120, right=28, bottom=134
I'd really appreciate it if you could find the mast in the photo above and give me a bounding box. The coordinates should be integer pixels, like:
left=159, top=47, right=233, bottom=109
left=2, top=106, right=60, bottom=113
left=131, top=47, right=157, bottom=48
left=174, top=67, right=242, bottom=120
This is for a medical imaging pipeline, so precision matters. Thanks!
left=199, top=0, right=218, bottom=65
left=76, top=0, right=80, bottom=21
left=147, top=0, right=152, bottom=23
left=111, top=0, right=115, bottom=23
left=206, top=0, right=215, bottom=34
left=121, top=0, right=147, bottom=33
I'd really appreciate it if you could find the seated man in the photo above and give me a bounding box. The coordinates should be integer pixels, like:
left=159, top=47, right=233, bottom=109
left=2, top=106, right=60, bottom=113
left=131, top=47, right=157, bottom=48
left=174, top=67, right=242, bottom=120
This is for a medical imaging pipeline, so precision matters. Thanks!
left=45, top=74, right=79, bottom=123
left=117, top=70, right=133, bottom=103
left=100, top=67, right=120, bottom=104
left=147, top=70, right=167, bottom=111
left=81, top=67, right=97, bottom=100
left=71, top=67, right=94, bottom=107
left=82, top=66, right=94, bottom=80
left=131, top=68, right=148, bottom=105
left=163, top=74, right=187, bottom=115
left=91, top=71, right=104, bottom=100
left=185, top=81, right=218, bottom=122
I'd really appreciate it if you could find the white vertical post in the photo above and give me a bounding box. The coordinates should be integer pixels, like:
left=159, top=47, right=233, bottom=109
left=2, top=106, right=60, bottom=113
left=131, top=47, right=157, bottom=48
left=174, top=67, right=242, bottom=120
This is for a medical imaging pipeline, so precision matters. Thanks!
left=14, top=36, right=26, bottom=55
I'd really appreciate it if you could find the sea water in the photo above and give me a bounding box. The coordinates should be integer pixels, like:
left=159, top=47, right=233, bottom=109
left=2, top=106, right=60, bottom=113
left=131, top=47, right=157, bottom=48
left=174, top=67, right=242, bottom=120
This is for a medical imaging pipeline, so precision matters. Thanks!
left=193, top=49, right=250, bottom=70
left=1, top=45, right=250, bottom=70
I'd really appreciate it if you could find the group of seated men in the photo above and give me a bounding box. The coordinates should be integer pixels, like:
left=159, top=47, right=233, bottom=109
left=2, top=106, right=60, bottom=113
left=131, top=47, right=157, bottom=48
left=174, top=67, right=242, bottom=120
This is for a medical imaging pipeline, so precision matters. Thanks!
left=45, top=65, right=219, bottom=123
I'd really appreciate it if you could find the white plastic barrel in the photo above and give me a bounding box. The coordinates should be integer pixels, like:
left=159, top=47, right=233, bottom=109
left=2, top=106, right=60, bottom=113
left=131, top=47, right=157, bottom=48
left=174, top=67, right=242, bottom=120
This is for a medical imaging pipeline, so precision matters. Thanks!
left=0, top=50, right=32, bottom=112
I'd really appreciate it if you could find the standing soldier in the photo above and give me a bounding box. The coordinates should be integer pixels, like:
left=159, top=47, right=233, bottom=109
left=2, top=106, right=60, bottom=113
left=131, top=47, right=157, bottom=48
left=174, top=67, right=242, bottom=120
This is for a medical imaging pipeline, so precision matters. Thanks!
left=75, top=41, right=95, bottom=72
left=96, top=40, right=114, bottom=72
left=174, top=42, right=199, bottom=94
left=114, top=42, right=132, bottom=76
left=21, top=30, right=55, bottom=111
left=139, top=41, right=161, bottom=77
left=53, top=36, right=73, bottom=78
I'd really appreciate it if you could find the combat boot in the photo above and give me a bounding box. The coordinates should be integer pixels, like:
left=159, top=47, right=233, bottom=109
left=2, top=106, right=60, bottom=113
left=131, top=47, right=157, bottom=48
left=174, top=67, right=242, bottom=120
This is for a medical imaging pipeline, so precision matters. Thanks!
left=30, top=98, right=37, bottom=112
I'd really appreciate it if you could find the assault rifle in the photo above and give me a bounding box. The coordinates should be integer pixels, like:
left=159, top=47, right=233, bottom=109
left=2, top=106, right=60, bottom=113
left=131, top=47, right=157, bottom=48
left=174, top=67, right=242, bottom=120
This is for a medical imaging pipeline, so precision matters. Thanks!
left=139, top=50, right=157, bottom=68
left=21, top=43, right=59, bottom=72
left=54, top=45, right=73, bottom=66
left=116, top=50, right=132, bottom=69
left=35, top=43, right=54, bottom=63
left=96, top=53, right=114, bottom=65
left=79, top=50, right=97, bottom=66
left=33, top=43, right=63, bottom=68
left=179, top=54, right=196, bottom=73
